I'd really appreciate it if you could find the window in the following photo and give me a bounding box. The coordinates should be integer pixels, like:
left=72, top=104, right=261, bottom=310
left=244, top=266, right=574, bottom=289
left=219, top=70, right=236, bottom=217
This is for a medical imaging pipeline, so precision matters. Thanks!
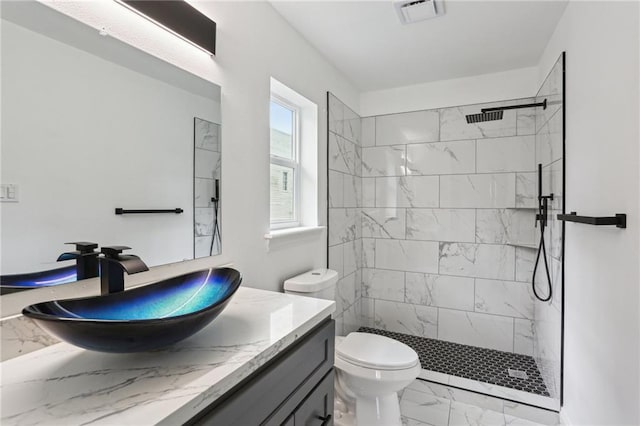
left=270, top=97, right=300, bottom=227
left=268, top=78, right=318, bottom=232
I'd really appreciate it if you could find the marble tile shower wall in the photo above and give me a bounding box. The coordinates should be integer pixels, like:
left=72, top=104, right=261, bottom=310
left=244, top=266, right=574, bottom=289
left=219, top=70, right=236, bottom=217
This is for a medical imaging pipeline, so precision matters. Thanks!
left=533, top=55, right=564, bottom=400
left=357, top=99, right=541, bottom=355
left=328, top=93, right=363, bottom=336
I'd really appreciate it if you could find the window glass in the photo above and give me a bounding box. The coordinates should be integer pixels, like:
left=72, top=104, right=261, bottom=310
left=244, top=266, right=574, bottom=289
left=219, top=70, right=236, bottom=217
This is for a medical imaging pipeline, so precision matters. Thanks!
left=270, top=164, right=295, bottom=222
left=269, top=101, right=294, bottom=160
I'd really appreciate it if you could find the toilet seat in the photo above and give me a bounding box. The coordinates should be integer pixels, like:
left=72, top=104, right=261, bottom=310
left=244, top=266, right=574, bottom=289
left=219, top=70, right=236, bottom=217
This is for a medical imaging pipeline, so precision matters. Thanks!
left=336, top=332, right=419, bottom=371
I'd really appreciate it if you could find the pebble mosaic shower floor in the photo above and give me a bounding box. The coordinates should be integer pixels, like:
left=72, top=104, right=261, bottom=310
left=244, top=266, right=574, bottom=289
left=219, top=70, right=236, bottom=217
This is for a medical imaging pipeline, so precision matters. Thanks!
left=358, top=327, right=550, bottom=397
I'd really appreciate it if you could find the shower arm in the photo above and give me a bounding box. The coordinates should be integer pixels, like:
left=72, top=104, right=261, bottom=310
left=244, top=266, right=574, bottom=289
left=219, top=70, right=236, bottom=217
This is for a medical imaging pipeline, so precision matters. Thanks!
left=481, top=99, right=547, bottom=113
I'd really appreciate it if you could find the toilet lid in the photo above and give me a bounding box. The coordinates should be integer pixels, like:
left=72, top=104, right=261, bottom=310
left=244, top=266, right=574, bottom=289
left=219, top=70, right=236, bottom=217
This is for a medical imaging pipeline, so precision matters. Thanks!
left=336, top=332, right=418, bottom=370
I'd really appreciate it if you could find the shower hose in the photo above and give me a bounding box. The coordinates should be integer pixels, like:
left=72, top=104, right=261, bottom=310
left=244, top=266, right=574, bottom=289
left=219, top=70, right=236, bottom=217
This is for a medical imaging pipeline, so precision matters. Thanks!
left=532, top=206, right=553, bottom=302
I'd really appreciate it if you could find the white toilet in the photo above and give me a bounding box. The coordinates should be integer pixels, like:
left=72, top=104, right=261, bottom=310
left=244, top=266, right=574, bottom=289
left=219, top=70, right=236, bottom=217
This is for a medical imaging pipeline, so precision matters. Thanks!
left=284, top=269, right=421, bottom=426
left=334, top=333, right=420, bottom=426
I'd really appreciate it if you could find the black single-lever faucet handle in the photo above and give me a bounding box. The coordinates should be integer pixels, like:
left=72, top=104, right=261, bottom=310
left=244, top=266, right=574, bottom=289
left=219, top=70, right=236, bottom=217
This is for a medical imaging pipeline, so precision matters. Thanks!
left=57, top=241, right=100, bottom=280
left=101, top=246, right=132, bottom=259
left=99, top=246, right=148, bottom=295
left=65, top=242, right=99, bottom=253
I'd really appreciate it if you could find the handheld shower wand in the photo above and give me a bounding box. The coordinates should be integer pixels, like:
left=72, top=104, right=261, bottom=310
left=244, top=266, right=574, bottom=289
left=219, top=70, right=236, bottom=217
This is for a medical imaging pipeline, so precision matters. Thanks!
left=532, top=163, right=554, bottom=302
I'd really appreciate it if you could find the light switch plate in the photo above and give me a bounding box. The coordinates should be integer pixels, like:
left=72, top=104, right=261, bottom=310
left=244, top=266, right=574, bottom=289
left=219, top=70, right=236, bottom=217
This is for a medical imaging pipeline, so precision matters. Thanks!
left=0, top=184, right=19, bottom=202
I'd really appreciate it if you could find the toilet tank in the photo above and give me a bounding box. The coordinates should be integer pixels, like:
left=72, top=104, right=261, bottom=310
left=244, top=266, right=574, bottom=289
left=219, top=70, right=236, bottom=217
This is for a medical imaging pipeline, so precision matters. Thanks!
left=283, top=269, right=338, bottom=300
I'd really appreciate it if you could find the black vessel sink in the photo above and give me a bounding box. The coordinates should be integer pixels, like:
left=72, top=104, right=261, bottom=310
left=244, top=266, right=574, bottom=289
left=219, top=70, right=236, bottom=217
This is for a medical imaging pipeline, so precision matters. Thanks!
left=22, top=267, right=242, bottom=353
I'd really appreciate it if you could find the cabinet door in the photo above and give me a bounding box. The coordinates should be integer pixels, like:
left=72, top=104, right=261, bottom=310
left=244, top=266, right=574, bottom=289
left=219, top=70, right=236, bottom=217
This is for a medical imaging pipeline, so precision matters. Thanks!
left=294, top=370, right=334, bottom=426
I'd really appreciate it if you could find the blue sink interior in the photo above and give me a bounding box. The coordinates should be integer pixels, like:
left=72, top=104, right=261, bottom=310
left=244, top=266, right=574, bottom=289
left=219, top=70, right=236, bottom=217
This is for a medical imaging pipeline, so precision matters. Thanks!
left=22, top=268, right=242, bottom=352
left=1, top=265, right=77, bottom=292
left=28, top=268, right=239, bottom=321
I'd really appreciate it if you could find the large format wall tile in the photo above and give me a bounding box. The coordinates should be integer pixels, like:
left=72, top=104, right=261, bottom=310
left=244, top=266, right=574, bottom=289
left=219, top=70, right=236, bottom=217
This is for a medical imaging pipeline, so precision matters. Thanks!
left=362, top=268, right=405, bottom=302
left=329, top=132, right=356, bottom=174
left=328, top=208, right=357, bottom=245
left=405, top=272, right=475, bottom=311
left=376, top=176, right=439, bottom=208
left=475, top=279, right=535, bottom=319
left=328, top=243, right=344, bottom=278
left=362, top=145, right=406, bottom=177
left=440, top=174, right=516, bottom=208
left=343, top=174, right=362, bottom=208
left=328, top=93, right=344, bottom=136
left=361, top=208, right=406, bottom=239
left=406, top=208, right=475, bottom=242
left=361, top=117, right=375, bottom=147
left=535, top=110, right=562, bottom=167
left=440, top=103, right=517, bottom=141
left=374, top=299, right=438, bottom=338
left=516, top=172, right=537, bottom=208
left=343, top=104, right=361, bottom=144
left=406, top=139, right=475, bottom=175
left=439, top=243, right=515, bottom=280
left=476, top=209, right=536, bottom=246
left=477, top=135, right=535, bottom=173
left=362, top=238, right=376, bottom=268
left=376, top=110, right=439, bottom=145
left=361, top=178, right=376, bottom=207
left=515, top=247, right=536, bottom=283
left=514, top=318, right=534, bottom=356
left=438, top=309, right=514, bottom=352
left=376, top=239, right=439, bottom=273
left=329, top=170, right=344, bottom=208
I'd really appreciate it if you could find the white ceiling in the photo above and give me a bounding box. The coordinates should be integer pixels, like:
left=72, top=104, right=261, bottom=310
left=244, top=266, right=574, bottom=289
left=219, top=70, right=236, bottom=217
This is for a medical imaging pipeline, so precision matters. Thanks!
left=270, top=0, right=568, bottom=91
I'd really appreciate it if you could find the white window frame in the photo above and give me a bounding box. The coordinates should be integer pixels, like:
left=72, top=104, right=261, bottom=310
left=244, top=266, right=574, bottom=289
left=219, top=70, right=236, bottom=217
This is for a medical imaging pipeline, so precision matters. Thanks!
left=270, top=94, right=301, bottom=229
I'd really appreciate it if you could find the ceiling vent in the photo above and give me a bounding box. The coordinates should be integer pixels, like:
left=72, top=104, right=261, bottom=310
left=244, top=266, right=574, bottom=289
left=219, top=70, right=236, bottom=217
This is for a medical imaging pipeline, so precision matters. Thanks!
left=393, top=0, right=445, bottom=25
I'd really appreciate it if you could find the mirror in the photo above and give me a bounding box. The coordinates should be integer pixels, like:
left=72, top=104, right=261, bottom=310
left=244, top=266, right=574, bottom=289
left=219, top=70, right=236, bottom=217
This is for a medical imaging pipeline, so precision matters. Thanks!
left=0, top=2, right=222, bottom=293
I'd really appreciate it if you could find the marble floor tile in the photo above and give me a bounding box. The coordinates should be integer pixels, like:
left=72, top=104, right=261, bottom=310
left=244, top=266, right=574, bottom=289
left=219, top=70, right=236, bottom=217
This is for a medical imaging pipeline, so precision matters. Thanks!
left=400, top=388, right=451, bottom=426
left=448, top=401, right=506, bottom=426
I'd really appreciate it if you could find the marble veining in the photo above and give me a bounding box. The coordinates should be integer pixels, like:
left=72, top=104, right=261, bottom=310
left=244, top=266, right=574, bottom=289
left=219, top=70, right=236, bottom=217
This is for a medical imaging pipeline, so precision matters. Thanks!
left=0, top=287, right=334, bottom=425
left=1, top=315, right=60, bottom=361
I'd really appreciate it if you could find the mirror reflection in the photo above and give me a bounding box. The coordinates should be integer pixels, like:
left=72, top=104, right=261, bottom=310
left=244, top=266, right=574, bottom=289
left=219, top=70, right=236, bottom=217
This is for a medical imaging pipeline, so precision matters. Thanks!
left=0, top=2, right=222, bottom=294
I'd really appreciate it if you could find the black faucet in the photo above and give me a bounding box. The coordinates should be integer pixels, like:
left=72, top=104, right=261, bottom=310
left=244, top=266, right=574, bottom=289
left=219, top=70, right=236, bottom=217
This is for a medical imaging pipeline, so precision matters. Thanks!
left=57, top=242, right=100, bottom=280
left=99, top=246, right=149, bottom=295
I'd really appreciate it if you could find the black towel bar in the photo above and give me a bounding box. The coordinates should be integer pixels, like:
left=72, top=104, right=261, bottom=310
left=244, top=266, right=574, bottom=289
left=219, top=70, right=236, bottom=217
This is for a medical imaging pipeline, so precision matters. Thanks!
left=557, top=212, right=626, bottom=228
left=115, top=208, right=183, bottom=215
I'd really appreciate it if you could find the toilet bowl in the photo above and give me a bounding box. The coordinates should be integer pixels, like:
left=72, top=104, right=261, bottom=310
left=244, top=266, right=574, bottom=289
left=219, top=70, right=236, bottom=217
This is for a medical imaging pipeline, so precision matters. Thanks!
left=282, top=270, right=420, bottom=425
left=334, top=332, right=420, bottom=426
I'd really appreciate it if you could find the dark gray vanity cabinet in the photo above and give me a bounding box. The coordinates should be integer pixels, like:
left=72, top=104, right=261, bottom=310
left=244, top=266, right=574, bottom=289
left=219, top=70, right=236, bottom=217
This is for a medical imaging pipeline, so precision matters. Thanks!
left=188, top=318, right=335, bottom=426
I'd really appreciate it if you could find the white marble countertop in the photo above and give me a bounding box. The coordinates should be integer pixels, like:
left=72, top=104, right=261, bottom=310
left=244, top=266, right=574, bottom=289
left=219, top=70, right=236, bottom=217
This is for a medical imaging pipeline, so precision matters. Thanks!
left=0, top=287, right=335, bottom=425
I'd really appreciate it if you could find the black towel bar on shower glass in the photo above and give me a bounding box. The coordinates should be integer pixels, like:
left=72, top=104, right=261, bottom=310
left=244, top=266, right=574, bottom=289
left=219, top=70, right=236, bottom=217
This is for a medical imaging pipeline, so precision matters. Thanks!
left=115, top=208, right=184, bottom=215
left=557, top=212, right=626, bottom=228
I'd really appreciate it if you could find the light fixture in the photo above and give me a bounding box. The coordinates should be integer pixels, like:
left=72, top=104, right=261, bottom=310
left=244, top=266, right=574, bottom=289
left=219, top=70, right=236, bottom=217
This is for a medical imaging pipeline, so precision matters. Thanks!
left=116, top=0, right=216, bottom=55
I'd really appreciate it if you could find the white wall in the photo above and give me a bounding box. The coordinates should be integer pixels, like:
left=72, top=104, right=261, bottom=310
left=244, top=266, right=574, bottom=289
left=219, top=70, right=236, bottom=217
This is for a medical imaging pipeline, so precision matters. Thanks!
left=359, top=67, right=538, bottom=117
left=40, top=1, right=360, bottom=293
left=536, top=2, right=639, bottom=424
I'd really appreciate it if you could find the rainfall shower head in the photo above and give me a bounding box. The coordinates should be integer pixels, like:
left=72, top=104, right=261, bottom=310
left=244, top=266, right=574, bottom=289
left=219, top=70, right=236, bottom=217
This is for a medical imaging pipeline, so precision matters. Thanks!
left=465, top=110, right=503, bottom=124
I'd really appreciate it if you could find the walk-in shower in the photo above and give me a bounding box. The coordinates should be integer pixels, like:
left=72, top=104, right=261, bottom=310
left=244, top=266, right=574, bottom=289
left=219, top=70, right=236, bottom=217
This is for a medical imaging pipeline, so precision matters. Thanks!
left=327, top=53, right=565, bottom=412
